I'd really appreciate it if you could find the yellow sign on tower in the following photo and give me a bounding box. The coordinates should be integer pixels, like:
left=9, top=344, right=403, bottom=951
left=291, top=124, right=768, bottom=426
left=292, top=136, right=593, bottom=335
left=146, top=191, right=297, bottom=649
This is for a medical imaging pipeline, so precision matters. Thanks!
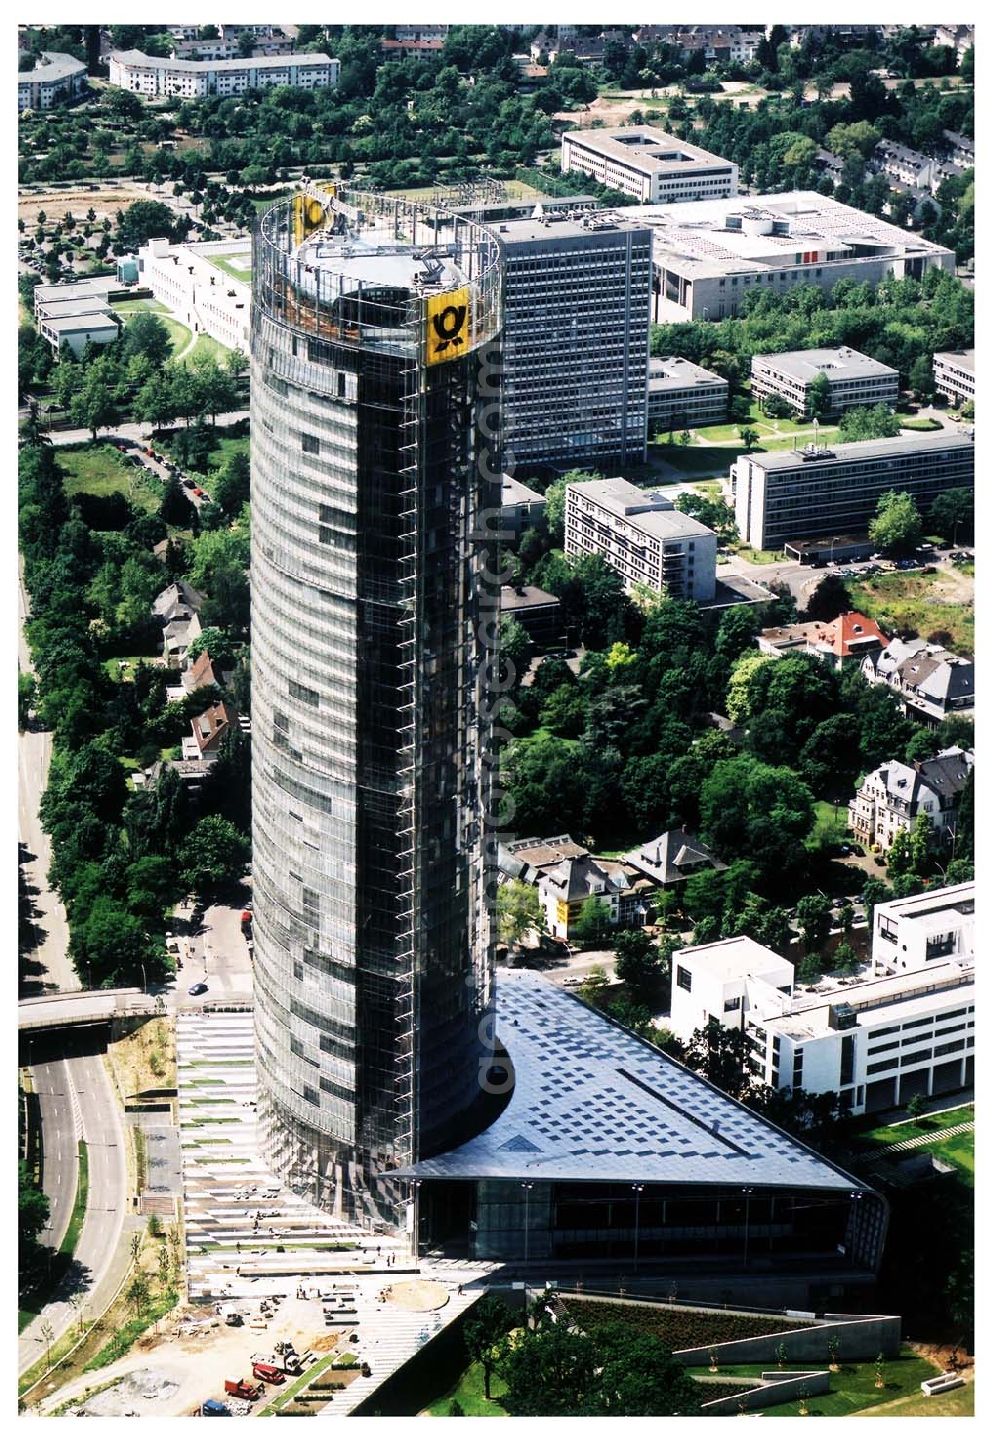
left=425, top=287, right=470, bottom=367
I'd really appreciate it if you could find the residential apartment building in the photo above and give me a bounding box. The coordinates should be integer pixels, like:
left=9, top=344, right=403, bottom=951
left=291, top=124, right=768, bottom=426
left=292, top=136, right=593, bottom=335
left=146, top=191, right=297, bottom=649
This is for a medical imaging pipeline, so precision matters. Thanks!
left=942, top=130, right=974, bottom=171
left=565, top=476, right=717, bottom=602
left=757, top=612, right=889, bottom=669
left=750, top=347, right=899, bottom=418
left=849, top=746, right=973, bottom=852
left=613, top=193, right=955, bottom=324
left=108, top=49, right=340, bottom=99
left=496, top=213, right=651, bottom=471
left=133, top=238, right=250, bottom=352
left=933, top=349, right=974, bottom=407
left=671, top=883, right=974, bottom=1114
left=18, top=51, right=88, bottom=111
left=171, top=36, right=295, bottom=60
left=647, top=357, right=729, bottom=432
left=732, top=431, right=975, bottom=551
left=861, top=637, right=974, bottom=725
left=499, top=836, right=655, bottom=941
left=560, top=126, right=738, bottom=205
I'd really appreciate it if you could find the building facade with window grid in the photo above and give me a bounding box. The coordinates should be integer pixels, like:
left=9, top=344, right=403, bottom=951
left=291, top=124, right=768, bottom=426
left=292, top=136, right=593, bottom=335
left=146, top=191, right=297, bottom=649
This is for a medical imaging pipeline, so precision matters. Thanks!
left=732, top=431, right=975, bottom=551
left=250, top=187, right=501, bottom=1225
left=496, top=215, right=651, bottom=472
left=560, top=125, right=739, bottom=204
left=750, top=347, right=899, bottom=417
left=565, top=475, right=716, bottom=601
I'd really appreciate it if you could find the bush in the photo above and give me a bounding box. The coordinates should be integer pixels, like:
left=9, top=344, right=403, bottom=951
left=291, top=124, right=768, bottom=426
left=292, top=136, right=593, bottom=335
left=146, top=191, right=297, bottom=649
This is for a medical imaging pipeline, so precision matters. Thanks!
left=561, top=1300, right=808, bottom=1352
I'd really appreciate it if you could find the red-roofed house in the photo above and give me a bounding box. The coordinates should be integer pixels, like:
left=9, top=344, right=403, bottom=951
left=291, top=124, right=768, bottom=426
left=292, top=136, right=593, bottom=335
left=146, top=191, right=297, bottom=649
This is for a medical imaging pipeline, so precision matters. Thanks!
left=757, top=611, right=889, bottom=670
left=189, top=700, right=238, bottom=757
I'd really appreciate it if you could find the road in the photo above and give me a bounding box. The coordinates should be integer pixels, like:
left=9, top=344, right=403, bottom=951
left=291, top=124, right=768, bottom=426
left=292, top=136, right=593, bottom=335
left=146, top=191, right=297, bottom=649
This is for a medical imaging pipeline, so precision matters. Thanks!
left=172, top=883, right=254, bottom=1010
left=19, top=1043, right=128, bottom=1377
left=30, top=1055, right=79, bottom=1254
left=44, top=410, right=249, bottom=449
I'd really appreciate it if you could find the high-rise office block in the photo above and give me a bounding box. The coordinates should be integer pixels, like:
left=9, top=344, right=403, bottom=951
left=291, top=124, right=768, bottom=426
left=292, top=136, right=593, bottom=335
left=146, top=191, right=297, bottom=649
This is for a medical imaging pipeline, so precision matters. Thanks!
left=250, top=185, right=502, bottom=1223
left=497, top=213, right=651, bottom=472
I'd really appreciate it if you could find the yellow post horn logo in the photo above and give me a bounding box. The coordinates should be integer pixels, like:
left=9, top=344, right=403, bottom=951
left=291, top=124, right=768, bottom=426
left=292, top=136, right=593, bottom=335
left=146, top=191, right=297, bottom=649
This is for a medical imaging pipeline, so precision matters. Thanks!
left=425, top=288, right=470, bottom=366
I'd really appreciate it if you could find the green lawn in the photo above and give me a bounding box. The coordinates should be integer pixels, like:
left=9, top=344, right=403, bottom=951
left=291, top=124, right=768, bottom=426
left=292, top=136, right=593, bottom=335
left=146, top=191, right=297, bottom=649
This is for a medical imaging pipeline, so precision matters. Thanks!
left=732, top=542, right=787, bottom=564
left=845, top=572, right=974, bottom=658
left=860, top=1105, right=973, bottom=1146
left=206, top=251, right=252, bottom=284
left=809, top=798, right=851, bottom=846
left=855, top=1379, right=974, bottom=1416
left=423, top=1360, right=509, bottom=1416
left=250, top=191, right=292, bottom=213
left=649, top=443, right=739, bottom=477
left=259, top=1355, right=334, bottom=1415
left=689, top=1351, right=939, bottom=1417
left=60, top=1140, right=89, bottom=1257
left=187, top=332, right=231, bottom=365
left=111, top=298, right=191, bottom=357
left=59, top=443, right=163, bottom=515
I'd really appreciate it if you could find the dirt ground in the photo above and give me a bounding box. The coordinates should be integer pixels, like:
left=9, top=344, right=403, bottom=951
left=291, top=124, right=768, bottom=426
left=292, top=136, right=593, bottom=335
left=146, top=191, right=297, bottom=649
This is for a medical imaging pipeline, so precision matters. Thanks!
left=909, top=1340, right=975, bottom=1384
left=40, top=1296, right=349, bottom=1418
left=18, top=183, right=155, bottom=225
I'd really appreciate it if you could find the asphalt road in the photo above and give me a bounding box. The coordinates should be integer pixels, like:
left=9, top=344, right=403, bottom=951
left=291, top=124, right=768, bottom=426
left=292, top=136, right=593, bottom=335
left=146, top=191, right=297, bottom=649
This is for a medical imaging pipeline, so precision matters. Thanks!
left=30, top=1055, right=79, bottom=1253
left=172, top=884, right=254, bottom=1009
left=19, top=1044, right=127, bottom=1377
left=44, top=410, right=249, bottom=449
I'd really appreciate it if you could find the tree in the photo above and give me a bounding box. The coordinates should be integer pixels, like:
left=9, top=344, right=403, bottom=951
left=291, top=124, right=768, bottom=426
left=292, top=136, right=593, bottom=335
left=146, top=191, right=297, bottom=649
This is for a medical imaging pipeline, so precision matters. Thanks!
left=726, top=652, right=772, bottom=725
left=805, top=370, right=832, bottom=419
left=837, top=403, right=901, bottom=442
left=497, top=879, right=545, bottom=950
left=463, top=1295, right=512, bottom=1400
left=18, top=1160, right=49, bottom=1260
left=18, top=671, right=37, bottom=731
left=69, top=365, right=117, bottom=439
left=722, top=893, right=790, bottom=951
left=861, top=877, right=892, bottom=924
left=613, top=930, right=666, bottom=1007
left=796, top=893, right=832, bottom=948
left=498, top=1319, right=597, bottom=1417
left=804, top=573, right=852, bottom=622
left=118, top=200, right=183, bottom=248
left=700, top=755, right=815, bottom=886
left=928, top=488, right=973, bottom=546
left=122, top=311, right=173, bottom=370
left=579, top=965, right=610, bottom=1007
left=683, top=1018, right=747, bottom=1098
left=126, top=1273, right=150, bottom=1321
left=159, top=473, right=191, bottom=526
left=178, top=815, right=250, bottom=900
left=575, top=895, right=610, bottom=947
left=907, top=1092, right=928, bottom=1121
left=499, top=616, right=532, bottom=688
left=589, top=1325, right=703, bottom=1416
left=125, top=854, right=181, bottom=919
left=71, top=897, right=166, bottom=988
left=869, top=490, right=922, bottom=557
left=210, top=450, right=250, bottom=517
left=739, top=427, right=760, bottom=450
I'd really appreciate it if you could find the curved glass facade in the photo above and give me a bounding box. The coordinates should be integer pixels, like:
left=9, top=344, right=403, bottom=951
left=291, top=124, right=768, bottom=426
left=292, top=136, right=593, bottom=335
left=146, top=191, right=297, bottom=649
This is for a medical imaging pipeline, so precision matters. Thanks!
left=250, top=186, right=502, bottom=1222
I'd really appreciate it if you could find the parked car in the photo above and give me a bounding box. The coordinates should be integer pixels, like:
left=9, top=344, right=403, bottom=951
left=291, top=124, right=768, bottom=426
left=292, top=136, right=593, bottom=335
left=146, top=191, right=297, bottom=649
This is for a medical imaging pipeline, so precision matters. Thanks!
left=201, top=1399, right=231, bottom=1416
left=251, top=1361, right=286, bottom=1386
left=188, top=981, right=209, bottom=997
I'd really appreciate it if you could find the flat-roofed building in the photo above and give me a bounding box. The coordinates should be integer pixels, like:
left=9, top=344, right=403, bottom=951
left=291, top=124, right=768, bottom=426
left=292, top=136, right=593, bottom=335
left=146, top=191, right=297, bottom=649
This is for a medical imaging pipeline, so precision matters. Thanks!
left=732, top=431, right=975, bottom=551
left=499, top=585, right=563, bottom=649
left=604, top=192, right=955, bottom=324
left=933, top=349, right=974, bottom=407
left=560, top=125, right=738, bottom=204
left=671, top=883, right=974, bottom=1114
left=108, top=48, right=340, bottom=99
left=647, top=356, right=728, bottom=432
left=565, top=475, right=716, bottom=601
left=134, top=237, right=251, bottom=352
left=751, top=347, right=899, bottom=417
left=496, top=213, right=651, bottom=471
left=500, top=474, right=545, bottom=542
left=18, top=51, right=88, bottom=111
left=38, top=311, right=121, bottom=357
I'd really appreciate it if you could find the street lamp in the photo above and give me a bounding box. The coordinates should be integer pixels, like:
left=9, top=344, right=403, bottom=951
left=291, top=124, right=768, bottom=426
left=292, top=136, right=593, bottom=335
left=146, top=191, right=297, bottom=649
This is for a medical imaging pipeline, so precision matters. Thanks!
left=521, top=1181, right=534, bottom=1267
left=741, top=1186, right=754, bottom=1268
left=411, top=1180, right=422, bottom=1261
left=631, top=1184, right=644, bottom=1273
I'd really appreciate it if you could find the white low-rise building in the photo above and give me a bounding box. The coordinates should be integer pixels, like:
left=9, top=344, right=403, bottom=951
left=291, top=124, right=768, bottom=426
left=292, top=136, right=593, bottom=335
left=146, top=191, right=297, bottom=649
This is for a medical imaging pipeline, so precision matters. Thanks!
left=108, top=48, right=339, bottom=99
left=670, top=883, right=974, bottom=1114
left=18, top=51, right=88, bottom=111
left=750, top=347, right=899, bottom=417
left=933, top=349, right=974, bottom=407
left=565, top=475, right=717, bottom=602
left=133, top=238, right=251, bottom=352
left=561, top=125, right=738, bottom=204
left=647, top=356, right=728, bottom=431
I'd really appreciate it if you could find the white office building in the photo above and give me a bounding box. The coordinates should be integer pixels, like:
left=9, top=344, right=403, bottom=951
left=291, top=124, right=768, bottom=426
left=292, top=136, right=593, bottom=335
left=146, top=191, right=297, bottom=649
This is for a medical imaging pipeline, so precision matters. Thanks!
left=108, top=49, right=340, bottom=99
left=670, top=884, right=974, bottom=1115
left=933, top=350, right=974, bottom=407
left=647, top=357, right=729, bottom=431
left=732, top=431, right=975, bottom=551
left=565, top=475, right=716, bottom=602
left=560, top=125, right=738, bottom=204
left=133, top=238, right=251, bottom=352
left=606, top=192, right=955, bottom=324
left=751, top=347, right=899, bottom=417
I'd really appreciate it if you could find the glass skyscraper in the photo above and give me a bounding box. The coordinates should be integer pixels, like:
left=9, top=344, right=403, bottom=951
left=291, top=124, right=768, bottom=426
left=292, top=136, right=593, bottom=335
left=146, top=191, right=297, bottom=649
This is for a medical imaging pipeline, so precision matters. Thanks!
left=249, top=186, right=502, bottom=1225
